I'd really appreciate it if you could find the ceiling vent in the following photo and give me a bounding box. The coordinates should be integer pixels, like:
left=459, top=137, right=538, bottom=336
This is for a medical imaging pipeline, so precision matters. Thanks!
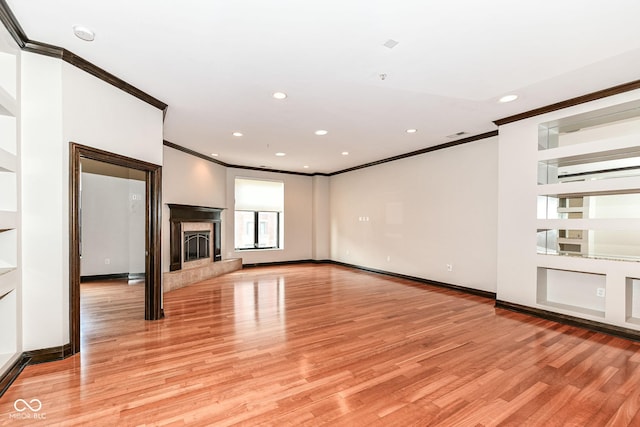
left=383, top=39, right=399, bottom=49
left=446, top=131, right=469, bottom=139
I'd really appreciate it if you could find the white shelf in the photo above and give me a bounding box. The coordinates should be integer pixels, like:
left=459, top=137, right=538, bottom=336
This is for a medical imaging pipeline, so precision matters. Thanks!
left=0, top=146, right=16, bottom=172
left=537, top=176, right=640, bottom=197
left=537, top=218, right=640, bottom=231
left=0, top=84, right=16, bottom=117
left=538, top=133, right=640, bottom=162
left=0, top=171, right=16, bottom=212
left=0, top=210, right=16, bottom=229
left=0, top=267, right=16, bottom=298
left=0, top=50, right=17, bottom=100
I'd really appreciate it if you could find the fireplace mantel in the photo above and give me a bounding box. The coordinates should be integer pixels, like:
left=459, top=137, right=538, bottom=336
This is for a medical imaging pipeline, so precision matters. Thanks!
left=167, top=204, right=224, bottom=271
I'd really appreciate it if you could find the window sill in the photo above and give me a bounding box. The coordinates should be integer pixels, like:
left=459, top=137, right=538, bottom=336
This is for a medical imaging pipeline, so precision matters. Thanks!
left=234, top=247, right=283, bottom=253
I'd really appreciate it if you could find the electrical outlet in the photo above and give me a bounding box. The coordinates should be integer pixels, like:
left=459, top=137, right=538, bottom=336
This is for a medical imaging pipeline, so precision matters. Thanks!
left=446, top=264, right=453, bottom=272
left=387, top=256, right=391, bottom=262
left=104, top=258, right=111, bottom=265
left=596, top=287, right=606, bottom=297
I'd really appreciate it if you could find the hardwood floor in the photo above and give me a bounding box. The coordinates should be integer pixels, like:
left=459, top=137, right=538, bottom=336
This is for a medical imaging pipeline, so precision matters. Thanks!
left=2, top=264, right=640, bottom=426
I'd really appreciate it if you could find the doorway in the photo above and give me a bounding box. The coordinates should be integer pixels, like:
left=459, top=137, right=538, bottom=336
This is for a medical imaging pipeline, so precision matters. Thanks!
left=69, top=143, right=162, bottom=355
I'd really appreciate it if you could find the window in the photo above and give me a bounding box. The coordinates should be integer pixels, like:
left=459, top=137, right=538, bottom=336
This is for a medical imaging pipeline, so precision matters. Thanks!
left=234, top=178, right=284, bottom=250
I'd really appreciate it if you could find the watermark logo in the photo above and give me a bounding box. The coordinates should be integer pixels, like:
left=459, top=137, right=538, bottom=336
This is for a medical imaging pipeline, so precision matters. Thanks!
left=8, top=399, right=46, bottom=420
left=13, top=399, right=42, bottom=413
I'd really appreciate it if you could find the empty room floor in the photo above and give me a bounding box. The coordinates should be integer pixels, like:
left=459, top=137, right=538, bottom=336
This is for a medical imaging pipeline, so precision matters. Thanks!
left=1, top=264, right=640, bottom=426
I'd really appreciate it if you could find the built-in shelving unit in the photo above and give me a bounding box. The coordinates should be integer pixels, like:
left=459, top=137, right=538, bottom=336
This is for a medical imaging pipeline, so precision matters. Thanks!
left=536, top=99, right=640, bottom=326
left=0, top=24, right=20, bottom=376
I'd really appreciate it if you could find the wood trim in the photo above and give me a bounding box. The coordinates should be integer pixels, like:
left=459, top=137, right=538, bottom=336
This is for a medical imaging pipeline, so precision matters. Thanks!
left=0, top=0, right=28, bottom=48
left=164, top=131, right=498, bottom=177
left=242, top=259, right=315, bottom=268
left=329, top=131, right=499, bottom=176
left=0, top=344, right=74, bottom=397
left=163, top=140, right=229, bottom=168
left=23, top=344, right=73, bottom=365
left=62, top=50, right=167, bottom=112
left=495, top=300, right=640, bottom=342
left=146, top=165, right=163, bottom=319
left=328, top=260, right=497, bottom=299
left=163, top=140, right=322, bottom=177
left=0, top=0, right=167, bottom=113
left=494, top=79, right=640, bottom=126
left=70, top=143, right=163, bottom=353
left=0, top=354, right=28, bottom=397
left=81, top=273, right=129, bottom=282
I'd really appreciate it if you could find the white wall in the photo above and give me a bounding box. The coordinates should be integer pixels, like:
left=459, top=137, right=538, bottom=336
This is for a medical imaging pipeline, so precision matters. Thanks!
left=21, top=53, right=66, bottom=351
left=329, top=137, right=498, bottom=293
left=80, top=172, right=145, bottom=276
left=226, top=168, right=314, bottom=264
left=20, top=53, right=163, bottom=351
left=161, top=146, right=227, bottom=272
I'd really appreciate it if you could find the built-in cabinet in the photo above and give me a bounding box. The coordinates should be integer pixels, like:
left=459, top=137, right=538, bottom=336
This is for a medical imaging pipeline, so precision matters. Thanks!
left=535, top=99, right=640, bottom=325
left=0, top=26, right=20, bottom=376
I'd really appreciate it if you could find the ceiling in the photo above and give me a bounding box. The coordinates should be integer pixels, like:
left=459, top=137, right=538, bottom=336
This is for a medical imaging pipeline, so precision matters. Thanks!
left=6, top=1, right=640, bottom=174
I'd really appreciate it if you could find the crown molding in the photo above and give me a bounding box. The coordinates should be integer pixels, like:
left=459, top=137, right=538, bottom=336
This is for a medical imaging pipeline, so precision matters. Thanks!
left=494, top=79, right=640, bottom=126
left=328, top=130, right=499, bottom=176
left=0, top=0, right=168, bottom=114
left=164, top=130, right=498, bottom=177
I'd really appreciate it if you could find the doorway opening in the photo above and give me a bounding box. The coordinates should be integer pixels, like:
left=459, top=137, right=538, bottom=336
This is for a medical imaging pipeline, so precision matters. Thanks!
left=70, top=143, right=162, bottom=355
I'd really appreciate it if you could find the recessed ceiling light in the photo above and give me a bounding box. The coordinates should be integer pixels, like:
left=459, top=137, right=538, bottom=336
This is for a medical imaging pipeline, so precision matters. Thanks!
left=232, top=132, right=243, bottom=137
left=211, top=153, right=218, bottom=157
left=273, top=92, right=287, bottom=100
left=406, top=129, right=417, bottom=134
left=341, top=151, right=349, bottom=156
left=303, top=165, right=309, bottom=169
left=499, top=94, right=518, bottom=103
left=275, top=152, right=286, bottom=157
left=315, top=130, right=328, bottom=136
left=72, top=25, right=95, bottom=42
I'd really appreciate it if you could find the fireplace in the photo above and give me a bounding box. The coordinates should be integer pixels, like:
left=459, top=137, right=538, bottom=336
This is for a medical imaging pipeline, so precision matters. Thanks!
left=168, top=204, right=223, bottom=271
left=184, top=231, right=210, bottom=262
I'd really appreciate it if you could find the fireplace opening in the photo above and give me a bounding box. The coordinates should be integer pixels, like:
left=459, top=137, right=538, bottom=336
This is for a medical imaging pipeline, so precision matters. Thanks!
left=184, top=231, right=210, bottom=262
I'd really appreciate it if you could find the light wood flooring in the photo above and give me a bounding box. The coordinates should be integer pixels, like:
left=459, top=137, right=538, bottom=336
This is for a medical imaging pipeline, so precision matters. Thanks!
left=2, top=264, right=640, bottom=426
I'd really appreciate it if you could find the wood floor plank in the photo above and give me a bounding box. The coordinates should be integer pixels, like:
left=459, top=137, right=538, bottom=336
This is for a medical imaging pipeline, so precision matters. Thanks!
left=1, top=264, right=640, bottom=425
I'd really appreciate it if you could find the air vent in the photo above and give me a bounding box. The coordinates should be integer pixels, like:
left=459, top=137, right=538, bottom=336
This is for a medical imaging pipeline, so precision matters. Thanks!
left=383, top=39, right=399, bottom=49
left=446, top=131, right=469, bottom=139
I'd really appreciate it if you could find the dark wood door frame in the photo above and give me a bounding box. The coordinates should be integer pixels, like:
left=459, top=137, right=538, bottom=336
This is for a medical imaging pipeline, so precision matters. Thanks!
left=69, top=142, right=163, bottom=354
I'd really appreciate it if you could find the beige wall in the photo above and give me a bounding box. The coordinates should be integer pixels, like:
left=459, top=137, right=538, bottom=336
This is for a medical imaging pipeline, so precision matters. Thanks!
left=330, top=136, right=498, bottom=293
left=161, top=147, right=227, bottom=272
left=225, top=168, right=314, bottom=264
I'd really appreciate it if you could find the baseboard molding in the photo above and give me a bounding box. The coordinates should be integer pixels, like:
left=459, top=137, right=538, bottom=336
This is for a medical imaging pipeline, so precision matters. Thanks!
left=242, top=259, right=496, bottom=300
left=331, top=260, right=497, bottom=299
left=0, top=343, right=72, bottom=397
left=81, top=273, right=129, bottom=282
left=495, top=300, right=640, bottom=342
left=24, top=344, right=73, bottom=365
left=128, top=272, right=145, bottom=280
left=0, top=354, right=29, bottom=397
left=242, top=259, right=316, bottom=268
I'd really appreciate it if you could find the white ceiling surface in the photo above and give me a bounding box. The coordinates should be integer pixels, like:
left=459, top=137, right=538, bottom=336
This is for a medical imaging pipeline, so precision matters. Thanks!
left=8, top=1, right=640, bottom=173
